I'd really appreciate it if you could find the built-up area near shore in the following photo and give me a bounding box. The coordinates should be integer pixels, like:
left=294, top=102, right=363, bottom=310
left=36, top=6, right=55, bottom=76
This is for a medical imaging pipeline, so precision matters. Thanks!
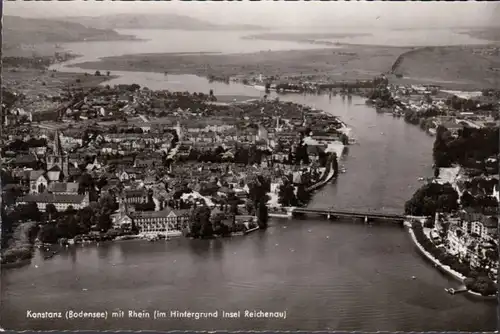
left=1, top=59, right=347, bottom=265
left=1, top=37, right=499, bottom=301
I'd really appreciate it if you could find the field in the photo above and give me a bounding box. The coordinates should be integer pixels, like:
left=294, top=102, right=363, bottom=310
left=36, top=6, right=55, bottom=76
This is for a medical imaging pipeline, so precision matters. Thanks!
left=391, top=46, right=500, bottom=89
left=71, top=45, right=413, bottom=81
left=3, top=68, right=115, bottom=98
left=71, top=43, right=500, bottom=90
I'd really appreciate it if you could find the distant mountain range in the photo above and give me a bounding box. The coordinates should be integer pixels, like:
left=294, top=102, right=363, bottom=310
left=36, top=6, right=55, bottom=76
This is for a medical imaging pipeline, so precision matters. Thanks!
left=2, top=15, right=136, bottom=49
left=58, top=13, right=266, bottom=31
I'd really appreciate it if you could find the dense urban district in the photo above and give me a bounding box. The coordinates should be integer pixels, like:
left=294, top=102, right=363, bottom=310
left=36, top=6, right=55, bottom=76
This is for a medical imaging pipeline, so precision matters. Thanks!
left=1, top=50, right=499, bottom=298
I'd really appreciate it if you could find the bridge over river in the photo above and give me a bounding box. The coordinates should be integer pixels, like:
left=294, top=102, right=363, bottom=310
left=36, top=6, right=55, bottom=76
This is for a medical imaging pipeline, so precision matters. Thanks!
left=290, top=207, right=410, bottom=224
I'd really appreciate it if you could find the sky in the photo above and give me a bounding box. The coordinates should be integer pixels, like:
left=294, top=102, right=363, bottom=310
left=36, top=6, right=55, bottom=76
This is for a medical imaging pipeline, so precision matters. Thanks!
left=3, top=1, right=500, bottom=29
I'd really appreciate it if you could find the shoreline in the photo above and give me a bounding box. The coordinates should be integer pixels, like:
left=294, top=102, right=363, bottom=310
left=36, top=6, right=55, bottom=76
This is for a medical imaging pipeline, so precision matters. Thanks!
left=407, top=226, right=497, bottom=299
left=65, top=45, right=410, bottom=80
left=60, top=42, right=500, bottom=91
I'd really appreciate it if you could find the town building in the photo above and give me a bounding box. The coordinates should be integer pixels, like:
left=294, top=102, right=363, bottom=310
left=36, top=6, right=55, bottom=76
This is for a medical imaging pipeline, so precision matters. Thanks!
left=16, top=193, right=90, bottom=212
left=129, top=209, right=190, bottom=235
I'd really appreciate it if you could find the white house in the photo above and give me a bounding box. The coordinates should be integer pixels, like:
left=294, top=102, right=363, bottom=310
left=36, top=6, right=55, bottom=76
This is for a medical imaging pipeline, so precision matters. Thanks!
left=29, top=171, right=48, bottom=194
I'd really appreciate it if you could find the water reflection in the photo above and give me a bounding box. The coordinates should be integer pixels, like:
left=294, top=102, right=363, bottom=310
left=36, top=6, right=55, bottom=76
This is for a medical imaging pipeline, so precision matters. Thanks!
left=96, top=243, right=111, bottom=258
left=211, top=238, right=224, bottom=259
left=188, top=238, right=212, bottom=258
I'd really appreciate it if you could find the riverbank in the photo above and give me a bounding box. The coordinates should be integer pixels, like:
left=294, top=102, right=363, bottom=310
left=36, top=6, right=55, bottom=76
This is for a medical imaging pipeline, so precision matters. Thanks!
left=306, top=151, right=338, bottom=192
left=267, top=150, right=340, bottom=216
left=1, top=222, right=39, bottom=269
left=408, top=225, right=498, bottom=299
left=408, top=226, right=465, bottom=282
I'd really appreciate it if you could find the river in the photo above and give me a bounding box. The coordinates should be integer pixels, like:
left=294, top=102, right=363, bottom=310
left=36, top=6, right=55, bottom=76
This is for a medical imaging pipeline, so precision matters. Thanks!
left=0, top=30, right=497, bottom=331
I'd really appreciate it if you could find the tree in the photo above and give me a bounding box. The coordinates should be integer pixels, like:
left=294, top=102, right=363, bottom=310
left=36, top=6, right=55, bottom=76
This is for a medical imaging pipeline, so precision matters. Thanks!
left=265, top=82, right=271, bottom=93
left=460, top=191, right=476, bottom=208
left=433, top=125, right=453, bottom=168
left=296, top=184, right=310, bottom=205
left=96, top=192, right=118, bottom=232
left=78, top=172, right=94, bottom=195
left=190, top=206, right=212, bottom=238
left=65, top=206, right=77, bottom=216
left=38, top=223, right=58, bottom=244
left=79, top=206, right=94, bottom=227
left=257, top=200, right=268, bottom=229
left=278, top=181, right=297, bottom=207
left=45, top=204, right=58, bottom=221
left=17, top=203, right=41, bottom=222
left=404, top=182, right=459, bottom=216
left=339, top=133, right=349, bottom=146
left=97, top=214, right=112, bottom=232
left=95, top=70, right=101, bottom=76
left=245, top=201, right=255, bottom=216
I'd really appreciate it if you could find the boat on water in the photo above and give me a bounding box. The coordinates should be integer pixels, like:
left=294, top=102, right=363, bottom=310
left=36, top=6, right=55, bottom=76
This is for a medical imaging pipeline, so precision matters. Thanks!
left=146, top=235, right=160, bottom=242
left=445, top=286, right=467, bottom=295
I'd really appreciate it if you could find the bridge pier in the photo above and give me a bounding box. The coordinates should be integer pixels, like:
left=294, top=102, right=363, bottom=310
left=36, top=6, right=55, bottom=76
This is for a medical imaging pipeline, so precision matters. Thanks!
left=327, top=214, right=331, bottom=220
left=364, top=216, right=368, bottom=224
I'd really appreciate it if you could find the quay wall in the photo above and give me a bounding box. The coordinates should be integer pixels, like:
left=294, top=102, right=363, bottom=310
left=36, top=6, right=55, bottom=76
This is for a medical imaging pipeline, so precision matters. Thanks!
left=408, top=227, right=465, bottom=282
left=408, top=226, right=497, bottom=299
left=306, top=153, right=337, bottom=192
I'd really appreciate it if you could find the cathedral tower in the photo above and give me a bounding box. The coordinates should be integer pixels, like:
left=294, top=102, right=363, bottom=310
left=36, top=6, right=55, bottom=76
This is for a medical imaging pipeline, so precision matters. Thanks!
left=46, top=130, right=69, bottom=179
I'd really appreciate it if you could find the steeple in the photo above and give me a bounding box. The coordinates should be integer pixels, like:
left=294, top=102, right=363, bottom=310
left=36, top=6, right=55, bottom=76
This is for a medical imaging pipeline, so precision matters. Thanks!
left=53, top=130, right=62, bottom=156
left=175, top=121, right=183, bottom=141
left=47, top=130, right=68, bottom=179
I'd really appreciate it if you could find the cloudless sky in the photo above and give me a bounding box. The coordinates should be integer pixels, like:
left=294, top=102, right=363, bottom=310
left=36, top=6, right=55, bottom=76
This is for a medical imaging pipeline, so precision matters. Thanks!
left=3, top=1, right=500, bottom=29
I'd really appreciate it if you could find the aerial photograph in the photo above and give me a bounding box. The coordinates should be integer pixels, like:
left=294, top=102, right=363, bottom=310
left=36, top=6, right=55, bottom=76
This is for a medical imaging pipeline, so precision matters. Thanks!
left=0, top=1, right=499, bottom=332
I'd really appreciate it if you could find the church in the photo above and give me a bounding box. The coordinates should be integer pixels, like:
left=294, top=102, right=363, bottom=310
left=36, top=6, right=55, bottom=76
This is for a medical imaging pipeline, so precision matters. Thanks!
left=17, top=131, right=86, bottom=212
left=46, top=130, right=69, bottom=179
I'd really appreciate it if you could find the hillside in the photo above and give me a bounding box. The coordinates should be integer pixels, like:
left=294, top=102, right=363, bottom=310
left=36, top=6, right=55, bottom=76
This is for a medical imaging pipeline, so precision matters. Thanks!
left=2, top=16, right=136, bottom=52
left=59, top=13, right=265, bottom=31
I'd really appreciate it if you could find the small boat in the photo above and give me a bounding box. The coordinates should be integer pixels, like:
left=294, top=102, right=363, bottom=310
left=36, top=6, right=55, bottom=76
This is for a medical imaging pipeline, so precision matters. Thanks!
left=418, top=177, right=425, bottom=181
left=411, top=276, right=416, bottom=280
left=445, top=288, right=456, bottom=295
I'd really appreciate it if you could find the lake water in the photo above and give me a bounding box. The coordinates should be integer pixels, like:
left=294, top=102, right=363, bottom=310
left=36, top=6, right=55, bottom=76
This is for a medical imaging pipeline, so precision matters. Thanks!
left=58, top=28, right=494, bottom=63
left=1, top=29, right=497, bottom=331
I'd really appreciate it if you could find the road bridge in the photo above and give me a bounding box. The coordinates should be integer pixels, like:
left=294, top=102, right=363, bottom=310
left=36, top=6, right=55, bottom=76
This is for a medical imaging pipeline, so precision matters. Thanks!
left=291, top=207, right=406, bottom=223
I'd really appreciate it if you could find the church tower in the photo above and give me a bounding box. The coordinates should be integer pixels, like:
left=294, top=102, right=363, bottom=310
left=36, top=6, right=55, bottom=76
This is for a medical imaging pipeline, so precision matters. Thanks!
left=46, top=130, right=69, bottom=179
left=175, top=121, right=183, bottom=142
